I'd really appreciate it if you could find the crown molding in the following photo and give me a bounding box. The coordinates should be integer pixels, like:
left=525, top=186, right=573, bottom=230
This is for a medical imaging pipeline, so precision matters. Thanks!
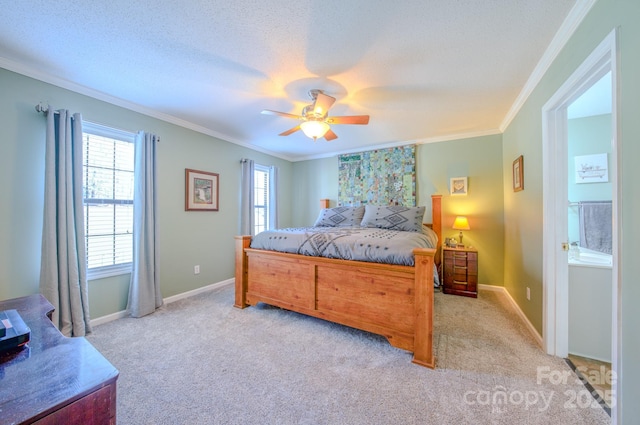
left=500, top=0, right=598, bottom=132
left=293, top=128, right=502, bottom=162
left=0, top=56, right=297, bottom=162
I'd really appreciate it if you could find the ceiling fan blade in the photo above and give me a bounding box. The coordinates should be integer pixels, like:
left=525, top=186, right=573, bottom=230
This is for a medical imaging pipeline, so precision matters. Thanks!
left=326, top=115, right=370, bottom=125
left=279, top=125, right=301, bottom=136
left=262, top=109, right=303, bottom=120
left=313, top=92, right=336, bottom=116
left=324, top=129, right=338, bottom=141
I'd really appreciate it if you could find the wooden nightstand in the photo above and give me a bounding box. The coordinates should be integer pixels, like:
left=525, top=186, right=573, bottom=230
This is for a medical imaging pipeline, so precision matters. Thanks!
left=442, top=246, right=478, bottom=298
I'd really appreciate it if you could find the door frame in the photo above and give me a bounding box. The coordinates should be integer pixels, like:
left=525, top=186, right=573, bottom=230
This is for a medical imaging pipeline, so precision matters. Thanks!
left=541, top=29, right=620, bottom=421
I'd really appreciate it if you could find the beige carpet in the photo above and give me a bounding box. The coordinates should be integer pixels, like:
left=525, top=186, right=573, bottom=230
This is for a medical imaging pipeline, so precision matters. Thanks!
left=87, top=285, right=610, bottom=424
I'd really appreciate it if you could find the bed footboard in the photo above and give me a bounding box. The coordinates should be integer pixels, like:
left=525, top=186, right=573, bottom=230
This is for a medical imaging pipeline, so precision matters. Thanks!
left=234, top=235, right=435, bottom=368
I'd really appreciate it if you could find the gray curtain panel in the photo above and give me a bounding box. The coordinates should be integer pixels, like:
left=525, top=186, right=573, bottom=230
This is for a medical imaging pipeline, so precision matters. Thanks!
left=240, top=158, right=255, bottom=235
left=127, top=131, right=162, bottom=318
left=39, top=109, right=91, bottom=337
left=269, top=165, right=279, bottom=230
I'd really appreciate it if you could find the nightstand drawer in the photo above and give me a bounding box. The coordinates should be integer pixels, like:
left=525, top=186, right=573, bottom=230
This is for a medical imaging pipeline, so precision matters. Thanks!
left=452, top=257, right=468, bottom=267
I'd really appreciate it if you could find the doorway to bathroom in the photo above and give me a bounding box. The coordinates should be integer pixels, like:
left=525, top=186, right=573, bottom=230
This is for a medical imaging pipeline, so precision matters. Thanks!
left=566, top=71, right=613, bottom=412
left=541, top=30, right=619, bottom=421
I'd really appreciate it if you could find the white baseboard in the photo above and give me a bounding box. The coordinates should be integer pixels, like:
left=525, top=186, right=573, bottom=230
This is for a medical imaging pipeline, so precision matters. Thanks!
left=90, top=278, right=234, bottom=327
left=90, top=309, right=129, bottom=327
left=162, top=278, right=234, bottom=304
left=479, top=284, right=544, bottom=348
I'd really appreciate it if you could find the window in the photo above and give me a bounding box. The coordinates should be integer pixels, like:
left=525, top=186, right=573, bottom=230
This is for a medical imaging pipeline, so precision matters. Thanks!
left=253, top=164, right=270, bottom=235
left=82, top=122, right=135, bottom=279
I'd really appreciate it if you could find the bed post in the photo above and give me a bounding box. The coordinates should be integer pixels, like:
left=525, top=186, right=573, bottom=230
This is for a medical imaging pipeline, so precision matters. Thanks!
left=234, top=235, right=251, bottom=309
left=412, top=248, right=436, bottom=368
left=430, top=194, right=443, bottom=276
left=431, top=194, right=442, bottom=251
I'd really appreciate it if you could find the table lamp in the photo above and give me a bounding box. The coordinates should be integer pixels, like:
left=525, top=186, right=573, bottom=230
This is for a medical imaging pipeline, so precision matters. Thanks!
left=452, top=216, right=470, bottom=246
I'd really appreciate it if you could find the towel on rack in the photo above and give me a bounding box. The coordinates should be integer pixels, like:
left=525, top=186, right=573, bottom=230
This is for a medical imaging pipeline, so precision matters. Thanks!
left=579, top=201, right=612, bottom=254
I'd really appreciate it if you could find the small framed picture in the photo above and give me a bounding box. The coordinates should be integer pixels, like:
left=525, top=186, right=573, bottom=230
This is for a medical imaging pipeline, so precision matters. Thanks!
left=450, top=177, right=468, bottom=196
left=185, top=168, right=219, bottom=211
left=574, top=153, right=608, bottom=183
left=513, top=155, right=524, bottom=192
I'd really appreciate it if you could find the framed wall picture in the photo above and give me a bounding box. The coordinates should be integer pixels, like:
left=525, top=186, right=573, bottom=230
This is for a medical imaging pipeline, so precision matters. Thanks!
left=450, top=177, right=468, bottom=196
left=513, top=155, right=524, bottom=192
left=574, top=153, right=608, bottom=183
left=185, top=168, right=219, bottom=211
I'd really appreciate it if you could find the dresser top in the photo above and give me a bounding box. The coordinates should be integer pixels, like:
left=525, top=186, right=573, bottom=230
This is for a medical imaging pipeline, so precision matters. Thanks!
left=0, top=294, right=118, bottom=424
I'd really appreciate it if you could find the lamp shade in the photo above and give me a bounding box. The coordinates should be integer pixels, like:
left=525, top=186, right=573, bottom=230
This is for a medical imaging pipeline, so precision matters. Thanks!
left=452, top=216, right=470, bottom=230
left=300, top=120, right=330, bottom=140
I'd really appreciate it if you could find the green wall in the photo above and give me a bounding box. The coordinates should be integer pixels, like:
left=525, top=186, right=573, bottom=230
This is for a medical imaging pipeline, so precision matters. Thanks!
left=0, top=67, right=294, bottom=317
left=502, top=0, right=640, bottom=421
left=417, top=136, right=505, bottom=287
left=291, top=156, right=338, bottom=227
left=292, top=134, right=505, bottom=286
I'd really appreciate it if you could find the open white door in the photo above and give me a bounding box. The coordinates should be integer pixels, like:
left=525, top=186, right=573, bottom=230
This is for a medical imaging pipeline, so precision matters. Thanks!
left=541, top=29, right=620, bottom=422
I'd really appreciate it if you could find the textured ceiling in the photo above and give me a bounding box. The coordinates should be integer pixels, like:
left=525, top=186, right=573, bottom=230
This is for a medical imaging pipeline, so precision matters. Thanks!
left=0, top=0, right=578, bottom=160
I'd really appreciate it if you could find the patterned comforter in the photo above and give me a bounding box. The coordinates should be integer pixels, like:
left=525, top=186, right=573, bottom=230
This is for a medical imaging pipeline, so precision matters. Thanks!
left=250, top=226, right=437, bottom=268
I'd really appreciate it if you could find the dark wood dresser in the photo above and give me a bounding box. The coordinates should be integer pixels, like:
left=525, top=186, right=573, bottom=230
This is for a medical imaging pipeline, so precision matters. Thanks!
left=443, top=246, right=478, bottom=298
left=0, top=294, right=118, bottom=425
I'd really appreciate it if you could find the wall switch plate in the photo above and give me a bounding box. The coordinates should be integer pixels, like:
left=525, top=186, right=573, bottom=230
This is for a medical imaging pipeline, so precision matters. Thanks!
left=526, top=287, right=530, bottom=300
left=194, top=265, right=200, bottom=275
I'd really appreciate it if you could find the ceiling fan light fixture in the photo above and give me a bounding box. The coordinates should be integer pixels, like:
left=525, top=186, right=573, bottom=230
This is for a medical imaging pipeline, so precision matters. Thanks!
left=300, top=120, right=330, bottom=140
left=263, top=89, right=368, bottom=142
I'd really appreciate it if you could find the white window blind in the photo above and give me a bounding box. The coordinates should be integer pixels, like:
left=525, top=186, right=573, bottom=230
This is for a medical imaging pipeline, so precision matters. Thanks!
left=82, top=122, right=135, bottom=279
left=253, top=164, right=270, bottom=235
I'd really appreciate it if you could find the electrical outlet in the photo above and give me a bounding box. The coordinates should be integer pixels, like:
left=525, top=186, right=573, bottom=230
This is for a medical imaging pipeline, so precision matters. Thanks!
left=194, top=265, right=200, bottom=275
left=526, top=287, right=530, bottom=301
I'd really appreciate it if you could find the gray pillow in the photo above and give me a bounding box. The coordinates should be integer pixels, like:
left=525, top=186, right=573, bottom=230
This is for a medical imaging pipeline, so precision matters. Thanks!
left=361, top=205, right=425, bottom=232
left=314, top=206, right=365, bottom=227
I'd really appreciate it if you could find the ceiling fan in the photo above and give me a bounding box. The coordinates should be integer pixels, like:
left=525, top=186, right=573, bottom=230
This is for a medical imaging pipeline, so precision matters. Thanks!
left=261, top=89, right=369, bottom=141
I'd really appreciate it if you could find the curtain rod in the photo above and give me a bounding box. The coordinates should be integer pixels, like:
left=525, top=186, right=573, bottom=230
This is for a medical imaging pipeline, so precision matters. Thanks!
left=35, top=102, right=159, bottom=142
left=35, top=102, right=57, bottom=114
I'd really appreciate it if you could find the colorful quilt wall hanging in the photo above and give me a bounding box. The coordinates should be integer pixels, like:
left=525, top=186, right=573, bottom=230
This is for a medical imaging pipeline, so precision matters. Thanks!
left=338, top=145, right=416, bottom=206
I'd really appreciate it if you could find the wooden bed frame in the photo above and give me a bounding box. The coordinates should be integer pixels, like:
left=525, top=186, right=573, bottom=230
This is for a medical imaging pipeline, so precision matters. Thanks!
left=234, top=195, right=442, bottom=368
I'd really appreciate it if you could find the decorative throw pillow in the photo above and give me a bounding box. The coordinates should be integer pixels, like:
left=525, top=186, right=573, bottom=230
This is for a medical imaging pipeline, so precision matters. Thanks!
left=314, top=206, right=365, bottom=227
left=361, top=205, right=425, bottom=232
